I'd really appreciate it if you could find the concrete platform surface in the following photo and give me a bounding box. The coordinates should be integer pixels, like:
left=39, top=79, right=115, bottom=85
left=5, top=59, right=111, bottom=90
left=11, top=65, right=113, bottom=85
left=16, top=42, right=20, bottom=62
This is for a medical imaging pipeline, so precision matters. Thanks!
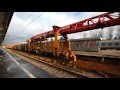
left=0, top=47, right=55, bottom=78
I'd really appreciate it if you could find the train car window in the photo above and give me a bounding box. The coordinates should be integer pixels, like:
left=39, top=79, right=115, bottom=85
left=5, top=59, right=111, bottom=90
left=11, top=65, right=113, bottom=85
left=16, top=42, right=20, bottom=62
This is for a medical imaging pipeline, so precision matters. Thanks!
left=108, top=43, right=112, bottom=46
left=71, top=42, right=73, bottom=48
left=83, top=41, right=86, bottom=48
left=77, top=42, right=79, bottom=49
left=75, top=41, right=78, bottom=48
left=87, top=41, right=89, bottom=48
left=81, top=41, right=83, bottom=48
left=76, top=42, right=78, bottom=48
left=96, top=43, right=98, bottom=46
left=96, top=41, right=99, bottom=46
left=88, top=41, right=90, bottom=48
left=73, top=41, right=75, bottom=49
left=93, top=41, right=96, bottom=47
left=72, top=42, right=74, bottom=48
left=78, top=42, right=79, bottom=48
left=79, top=41, right=82, bottom=48
left=115, top=43, right=119, bottom=46
left=102, top=43, right=105, bottom=46
left=73, top=41, right=76, bottom=48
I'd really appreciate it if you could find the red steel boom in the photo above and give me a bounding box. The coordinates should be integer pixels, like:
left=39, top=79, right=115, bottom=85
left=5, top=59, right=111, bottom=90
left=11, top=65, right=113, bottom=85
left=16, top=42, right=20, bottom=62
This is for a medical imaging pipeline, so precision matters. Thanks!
left=28, top=12, right=120, bottom=42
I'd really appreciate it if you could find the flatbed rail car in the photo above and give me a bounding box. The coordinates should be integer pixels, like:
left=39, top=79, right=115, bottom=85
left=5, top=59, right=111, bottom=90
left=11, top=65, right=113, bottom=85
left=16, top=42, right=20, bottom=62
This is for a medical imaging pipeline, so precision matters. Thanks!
left=9, top=38, right=120, bottom=52
left=11, top=41, right=54, bottom=54
left=9, top=38, right=120, bottom=53
left=12, top=37, right=101, bottom=53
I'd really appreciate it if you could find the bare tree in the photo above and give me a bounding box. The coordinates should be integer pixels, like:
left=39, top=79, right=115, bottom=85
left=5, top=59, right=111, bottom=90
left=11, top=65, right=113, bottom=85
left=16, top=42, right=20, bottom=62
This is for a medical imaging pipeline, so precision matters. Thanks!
left=97, top=29, right=105, bottom=39
left=115, top=25, right=120, bottom=39
left=106, top=27, right=114, bottom=40
left=83, top=31, right=87, bottom=38
left=79, top=32, right=83, bottom=39
left=89, top=29, right=104, bottom=39
left=90, top=30, right=98, bottom=38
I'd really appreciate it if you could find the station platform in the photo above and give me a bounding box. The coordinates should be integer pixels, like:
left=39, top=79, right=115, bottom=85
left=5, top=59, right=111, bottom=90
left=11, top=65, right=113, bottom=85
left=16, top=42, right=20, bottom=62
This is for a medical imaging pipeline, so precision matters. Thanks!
left=0, top=47, right=55, bottom=78
left=73, top=50, right=120, bottom=58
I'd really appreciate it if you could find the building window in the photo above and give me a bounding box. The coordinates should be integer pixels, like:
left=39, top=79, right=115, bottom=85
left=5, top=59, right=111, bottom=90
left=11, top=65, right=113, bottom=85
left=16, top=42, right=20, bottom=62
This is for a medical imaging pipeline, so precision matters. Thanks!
left=115, top=43, right=119, bottom=46
left=108, top=43, right=112, bottom=46
left=96, top=43, right=98, bottom=46
left=102, top=43, right=105, bottom=46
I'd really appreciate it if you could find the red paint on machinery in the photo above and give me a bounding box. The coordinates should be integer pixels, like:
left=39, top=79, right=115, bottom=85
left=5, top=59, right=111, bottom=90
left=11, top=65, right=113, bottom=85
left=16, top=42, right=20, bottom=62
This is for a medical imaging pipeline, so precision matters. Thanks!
left=28, top=12, right=120, bottom=43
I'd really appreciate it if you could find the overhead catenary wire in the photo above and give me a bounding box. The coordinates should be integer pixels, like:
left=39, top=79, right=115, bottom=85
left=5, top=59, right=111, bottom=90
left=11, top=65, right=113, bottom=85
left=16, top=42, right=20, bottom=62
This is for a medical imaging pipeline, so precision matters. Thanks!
left=7, top=12, right=45, bottom=39
left=21, top=12, right=45, bottom=31
left=9, top=12, right=79, bottom=38
left=9, top=12, right=33, bottom=32
left=56, top=12, right=81, bottom=25
left=45, top=12, right=81, bottom=29
left=3, top=12, right=45, bottom=45
left=11, top=12, right=34, bottom=35
left=4, top=12, right=81, bottom=45
left=4, top=12, right=82, bottom=45
left=38, top=12, right=81, bottom=38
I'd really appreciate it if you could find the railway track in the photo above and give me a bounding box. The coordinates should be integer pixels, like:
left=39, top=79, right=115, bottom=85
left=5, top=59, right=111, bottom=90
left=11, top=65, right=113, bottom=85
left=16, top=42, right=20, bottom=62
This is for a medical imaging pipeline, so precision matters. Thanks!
left=5, top=49, right=109, bottom=78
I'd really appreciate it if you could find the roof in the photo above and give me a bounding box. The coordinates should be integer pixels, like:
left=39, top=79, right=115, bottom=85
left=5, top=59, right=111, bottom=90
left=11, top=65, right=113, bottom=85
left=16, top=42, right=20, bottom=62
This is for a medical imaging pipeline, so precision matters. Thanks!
left=0, top=12, right=13, bottom=45
left=101, top=39, right=120, bottom=43
left=69, top=37, right=101, bottom=41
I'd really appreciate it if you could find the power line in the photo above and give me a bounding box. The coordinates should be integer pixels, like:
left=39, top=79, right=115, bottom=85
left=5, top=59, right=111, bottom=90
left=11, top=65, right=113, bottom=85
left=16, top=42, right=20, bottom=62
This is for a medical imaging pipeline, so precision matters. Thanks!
left=11, top=12, right=34, bottom=35
left=28, top=12, right=80, bottom=36
left=9, top=12, right=45, bottom=38
left=4, top=12, right=45, bottom=43
left=46, top=12, right=80, bottom=28
left=21, top=12, right=45, bottom=30
left=42, top=12, right=80, bottom=31
left=5, top=12, right=80, bottom=45
left=56, top=12, right=80, bottom=25
left=8, top=12, right=32, bottom=31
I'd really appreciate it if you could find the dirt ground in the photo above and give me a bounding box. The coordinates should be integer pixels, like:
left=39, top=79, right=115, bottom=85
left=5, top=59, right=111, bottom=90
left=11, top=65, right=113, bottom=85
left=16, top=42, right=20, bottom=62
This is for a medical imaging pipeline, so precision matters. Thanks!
left=75, top=59, right=120, bottom=77
left=8, top=49, right=120, bottom=77
left=73, top=50, right=120, bottom=57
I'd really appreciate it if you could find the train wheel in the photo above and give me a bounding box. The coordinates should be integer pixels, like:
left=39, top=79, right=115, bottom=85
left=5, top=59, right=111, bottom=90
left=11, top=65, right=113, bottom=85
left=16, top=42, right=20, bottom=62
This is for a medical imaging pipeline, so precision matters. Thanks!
left=58, top=53, right=64, bottom=65
left=72, top=65, right=77, bottom=69
left=53, top=48, right=60, bottom=57
left=63, top=59, right=68, bottom=66
left=70, top=61, right=76, bottom=68
left=58, top=58, right=63, bottom=65
left=50, top=59, right=54, bottom=63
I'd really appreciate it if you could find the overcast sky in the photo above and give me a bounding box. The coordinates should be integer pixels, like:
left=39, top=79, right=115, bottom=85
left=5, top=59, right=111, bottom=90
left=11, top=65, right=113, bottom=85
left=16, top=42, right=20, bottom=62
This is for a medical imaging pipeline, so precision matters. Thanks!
left=3, top=12, right=107, bottom=45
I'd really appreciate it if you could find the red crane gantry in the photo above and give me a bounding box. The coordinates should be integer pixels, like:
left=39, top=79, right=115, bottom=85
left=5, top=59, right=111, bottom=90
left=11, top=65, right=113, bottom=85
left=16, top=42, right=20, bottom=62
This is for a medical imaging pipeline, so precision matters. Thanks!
left=28, top=12, right=120, bottom=43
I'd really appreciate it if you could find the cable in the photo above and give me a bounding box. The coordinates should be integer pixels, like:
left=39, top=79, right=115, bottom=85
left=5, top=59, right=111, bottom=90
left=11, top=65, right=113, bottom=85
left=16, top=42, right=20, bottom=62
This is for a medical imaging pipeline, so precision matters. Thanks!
left=4, top=12, right=45, bottom=45
left=4, top=12, right=80, bottom=45
left=11, top=12, right=34, bottom=35
left=21, top=12, right=45, bottom=30
left=8, top=13, right=31, bottom=31
left=46, top=12, right=80, bottom=28
left=56, top=12, right=80, bottom=25
left=8, top=12, right=45, bottom=38
left=40, top=12, right=80, bottom=32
